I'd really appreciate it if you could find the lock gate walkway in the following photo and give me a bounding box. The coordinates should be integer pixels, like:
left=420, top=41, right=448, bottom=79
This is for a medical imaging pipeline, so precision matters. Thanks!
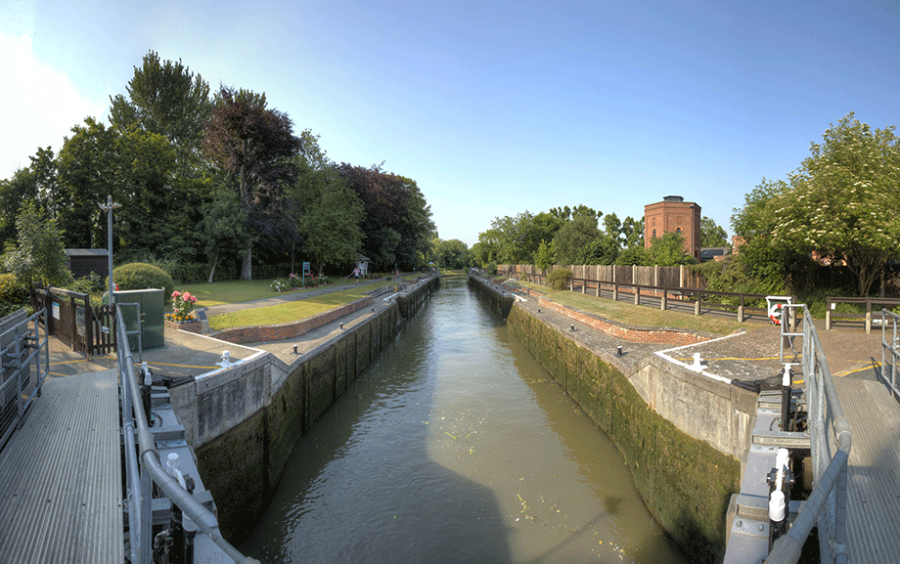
left=0, top=369, right=123, bottom=563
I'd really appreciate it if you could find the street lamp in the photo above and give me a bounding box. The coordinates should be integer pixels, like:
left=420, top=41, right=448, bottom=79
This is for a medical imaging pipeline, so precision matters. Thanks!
left=98, top=195, right=122, bottom=307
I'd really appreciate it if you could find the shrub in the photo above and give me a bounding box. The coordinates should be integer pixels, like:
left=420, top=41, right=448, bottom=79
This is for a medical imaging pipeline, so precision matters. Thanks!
left=112, top=263, right=176, bottom=302
left=548, top=267, right=573, bottom=291
left=0, top=274, right=30, bottom=315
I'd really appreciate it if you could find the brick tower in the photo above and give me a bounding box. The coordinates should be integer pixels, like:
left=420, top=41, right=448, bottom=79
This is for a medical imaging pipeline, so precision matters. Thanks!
left=643, top=195, right=701, bottom=260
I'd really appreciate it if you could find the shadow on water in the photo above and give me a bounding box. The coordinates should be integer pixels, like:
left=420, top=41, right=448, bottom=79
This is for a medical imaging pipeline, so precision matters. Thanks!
left=240, top=278, right=511, bottom=563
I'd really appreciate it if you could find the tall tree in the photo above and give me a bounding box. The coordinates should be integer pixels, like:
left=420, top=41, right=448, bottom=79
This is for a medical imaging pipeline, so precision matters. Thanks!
left=203, top=85, right=302, bottom=279
left=109, top=50, right=211, bottom=176
left=290, top=131, right=364, bottom=275
left=772, top=114, right=900, bottom=295
left=56, top=118, right=121, bottom=249
left=1, top=202, right=72, bottom=287
left=551, top=207, right=601, bottom=265
left=700, top=216, right=729, bottom=248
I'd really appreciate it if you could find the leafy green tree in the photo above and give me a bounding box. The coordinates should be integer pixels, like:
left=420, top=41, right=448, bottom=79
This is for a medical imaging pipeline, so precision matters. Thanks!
left=56, top=117, right=121, bottom=249
left=433, top=238, right=470, bottom=269
left=203, top=85, right=302, bottom=279
left=770, top=114, right=900, bottom=296
left=471, top=231, right=501, bottom=268
left=551, top=208, right=599, bottom=265
left=615, top=245, right=652, bottom=266
left=291, top=132, right=364, bottom=275
left=576, top=234, right=619, bottom=265
left=199, top=183, right=249, bottom=282
left=533, top=239, right=555, bottom=271
left=649, top=232, right=696, bottom=266
left=109, top=50, right=211, bottom=177
left=730, top=179, right=808, bottom=293
left=701, top=216, right=729, bottom=248
left=1, top=202, right=72, bottom=287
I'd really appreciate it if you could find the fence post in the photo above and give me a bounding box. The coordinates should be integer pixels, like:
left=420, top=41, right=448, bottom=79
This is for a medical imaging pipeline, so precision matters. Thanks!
left=826, top=300, right=832, bottom=330
left=738, top=295, right=745, bottom=323
left=695, top=290, right=701, bottom=315
left=661, top=287, right=667, bottom=311
left=866, top=300, right=872, bottom=334
left=613, top=283, right=618, bottom=302
left=680, top=265, right=684, bottom=288
left=634, top=285, right=640, bottom=305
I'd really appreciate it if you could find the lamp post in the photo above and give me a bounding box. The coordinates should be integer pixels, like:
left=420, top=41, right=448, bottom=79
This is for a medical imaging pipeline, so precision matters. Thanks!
left=99, top=195, right=121, bottom=307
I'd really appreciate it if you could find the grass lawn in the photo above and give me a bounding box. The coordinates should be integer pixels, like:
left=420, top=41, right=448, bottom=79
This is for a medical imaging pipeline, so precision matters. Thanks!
left=506, top=279, right=748, bottom=336
left=203, top=275, right=418, bottom=331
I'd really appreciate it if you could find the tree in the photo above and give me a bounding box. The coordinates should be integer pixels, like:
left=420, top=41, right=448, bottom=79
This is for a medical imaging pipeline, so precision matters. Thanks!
left=336, top=164, right=434, bottom=271
left=434, top=239, right=470, bottom=269
left=576, top=234, right=619, bottom=265
left=109, top=50, right=211, bottom=177
left=551, top=208, right=600, bottom=265
left=649, top=232, right=696, bottom=266
left=1, top=202, right=72, bottom=287
left=291, top=132, right=364, bottom=275
left=56, top=117, right=121, bottom=249
left=533, top=239, right=554, bottom=271
left=199, top=183, right=248, bottom=282
left=203, top=85, right=302, bottom=279
left=770, top=114, right=900, bottom=296
left=701, top=216, right=729, bottom=248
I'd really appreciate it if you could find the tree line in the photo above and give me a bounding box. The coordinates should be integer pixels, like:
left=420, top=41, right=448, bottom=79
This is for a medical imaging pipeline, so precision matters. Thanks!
left=0, top=51, right=435, bottom=285
left=478, top=113, right=899, bottom=301
left=469, top=205, right=729, bottom=271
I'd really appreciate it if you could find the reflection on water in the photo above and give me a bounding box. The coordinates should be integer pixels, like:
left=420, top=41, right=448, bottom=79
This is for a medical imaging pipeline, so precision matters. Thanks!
left=241, top=277, right=688, bottom=564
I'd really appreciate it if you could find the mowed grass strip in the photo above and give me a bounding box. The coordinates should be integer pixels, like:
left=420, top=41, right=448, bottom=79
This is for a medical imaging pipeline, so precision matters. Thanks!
left=507, top=279, right=746, bottom=335
left=180, top=278, right=358, bottom=308
left=206, top=279, right=408, bottom=331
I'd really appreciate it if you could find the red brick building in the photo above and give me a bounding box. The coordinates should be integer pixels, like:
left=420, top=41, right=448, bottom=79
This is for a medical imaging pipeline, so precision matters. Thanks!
left=644, top=195, right=702, bottom=260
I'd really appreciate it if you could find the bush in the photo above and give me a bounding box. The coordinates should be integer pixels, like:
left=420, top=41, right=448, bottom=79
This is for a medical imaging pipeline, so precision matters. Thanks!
left=0, top=273, right=30, bottom=304
left=112, top=263, right=176, bottom=302
left=548, top=267, right=573, bottom=291
left=0, top=274, right=31, bottom=317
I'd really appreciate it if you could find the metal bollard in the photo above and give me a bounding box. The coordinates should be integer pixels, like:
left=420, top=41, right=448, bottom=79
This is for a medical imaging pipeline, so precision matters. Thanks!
left=781, top=364, right=792, bottom=432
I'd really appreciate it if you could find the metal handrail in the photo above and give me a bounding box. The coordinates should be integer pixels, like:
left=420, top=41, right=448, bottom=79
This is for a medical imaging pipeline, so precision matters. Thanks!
left=765, top=306, right=851, bottom=564
left=880, top=309, right=900, bottom=398
left=116, top=306, right=259, bottom=564
left=0, top=309, right=50, bottom=451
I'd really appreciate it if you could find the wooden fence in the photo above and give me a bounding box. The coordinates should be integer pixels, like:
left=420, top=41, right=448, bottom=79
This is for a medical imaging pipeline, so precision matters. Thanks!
left=33, top=287, right=115, bottom=357
left=498, top=264, right=708, bottom=289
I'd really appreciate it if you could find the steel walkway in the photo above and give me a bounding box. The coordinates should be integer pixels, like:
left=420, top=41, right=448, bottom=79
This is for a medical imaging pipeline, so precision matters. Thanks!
left=834, top=370, right=900, bottom=564
left=0, top=370, right=123, bottom=563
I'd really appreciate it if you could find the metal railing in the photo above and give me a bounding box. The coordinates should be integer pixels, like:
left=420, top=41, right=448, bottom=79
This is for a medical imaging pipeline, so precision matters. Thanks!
left=880, top=309, right=900, bottom=398
left=765, top=305, right=851, bottom=564
left=0, top=309, right=49, bottom=451
left=117, top=305, right=259, bottom=564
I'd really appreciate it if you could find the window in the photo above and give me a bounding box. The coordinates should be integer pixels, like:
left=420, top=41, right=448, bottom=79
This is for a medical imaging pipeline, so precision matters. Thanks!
left=676, top=227, right=682, bottom=234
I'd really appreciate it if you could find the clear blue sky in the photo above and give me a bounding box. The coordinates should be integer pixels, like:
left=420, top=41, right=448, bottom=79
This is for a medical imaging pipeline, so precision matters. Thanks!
left=2, top=0, right=898, bottom=247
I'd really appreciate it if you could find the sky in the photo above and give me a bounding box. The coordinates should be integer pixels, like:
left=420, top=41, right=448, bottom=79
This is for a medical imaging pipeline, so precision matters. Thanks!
left=1, top=0, right=898, bottom=248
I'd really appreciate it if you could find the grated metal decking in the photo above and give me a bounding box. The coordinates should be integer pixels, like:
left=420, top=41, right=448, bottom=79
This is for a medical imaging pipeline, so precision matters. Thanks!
left=834, top=372, right=900, bottom=564
left=0, top=370, right=123, bottom=563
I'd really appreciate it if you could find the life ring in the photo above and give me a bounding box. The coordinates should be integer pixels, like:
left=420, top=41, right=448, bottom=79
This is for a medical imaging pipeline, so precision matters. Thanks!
left=768, top=303, right=782, bottom=325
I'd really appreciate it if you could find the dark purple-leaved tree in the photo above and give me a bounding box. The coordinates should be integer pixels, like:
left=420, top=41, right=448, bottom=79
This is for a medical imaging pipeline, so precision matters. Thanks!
left=203, top=85, right=302, bottom=279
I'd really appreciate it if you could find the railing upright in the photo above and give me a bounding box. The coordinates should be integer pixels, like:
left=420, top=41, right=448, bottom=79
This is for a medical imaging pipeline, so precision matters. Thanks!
left=880, top=309, right=900, bottom=398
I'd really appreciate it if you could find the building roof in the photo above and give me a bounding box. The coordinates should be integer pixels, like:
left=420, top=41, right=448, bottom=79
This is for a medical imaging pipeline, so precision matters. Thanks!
left=64, top=249, right=109, bottom=258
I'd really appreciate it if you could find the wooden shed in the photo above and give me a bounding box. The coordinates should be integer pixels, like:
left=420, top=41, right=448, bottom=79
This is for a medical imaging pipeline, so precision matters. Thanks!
left=65, top=249, right=109, bottom=279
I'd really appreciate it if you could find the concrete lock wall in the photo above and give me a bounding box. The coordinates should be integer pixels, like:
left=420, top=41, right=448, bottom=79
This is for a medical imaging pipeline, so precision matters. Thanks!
left=463, top=274, right=750, bottom=561
left=168, top=276, right=439, bottom=542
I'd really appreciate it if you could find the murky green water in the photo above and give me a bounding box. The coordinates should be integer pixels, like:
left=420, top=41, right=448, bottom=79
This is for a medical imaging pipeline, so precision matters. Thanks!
left=241, top=277, right=688, bottom=564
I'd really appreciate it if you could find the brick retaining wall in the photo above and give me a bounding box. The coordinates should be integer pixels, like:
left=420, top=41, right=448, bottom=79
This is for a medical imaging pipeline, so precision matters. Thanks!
left=213, top=297, right=374, bottom=344
left=536, top=296, right=709, bottom=346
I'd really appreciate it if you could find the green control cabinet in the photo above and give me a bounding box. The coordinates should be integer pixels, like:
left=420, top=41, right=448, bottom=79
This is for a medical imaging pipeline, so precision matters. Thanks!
left=114, top=288, right=165, bottom=351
